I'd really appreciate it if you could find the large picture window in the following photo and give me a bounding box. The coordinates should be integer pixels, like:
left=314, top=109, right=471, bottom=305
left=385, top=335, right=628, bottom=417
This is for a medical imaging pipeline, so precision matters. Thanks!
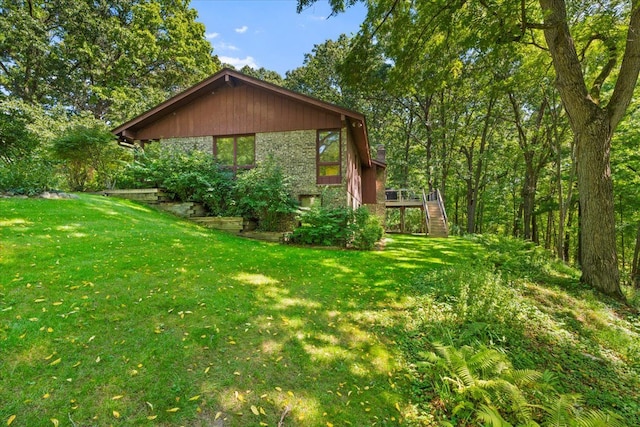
left=317, top=129, right=341, bottom=184
left=214, top=135, right=255, bottom=172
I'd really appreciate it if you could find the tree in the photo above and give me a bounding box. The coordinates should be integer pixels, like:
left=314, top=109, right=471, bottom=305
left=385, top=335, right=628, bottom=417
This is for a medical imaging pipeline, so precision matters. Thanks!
left=51, top=124, right=125, bottom=191
left=298, top=0, right=640, bottom=298
left=0, top=0, right=220, bottom=123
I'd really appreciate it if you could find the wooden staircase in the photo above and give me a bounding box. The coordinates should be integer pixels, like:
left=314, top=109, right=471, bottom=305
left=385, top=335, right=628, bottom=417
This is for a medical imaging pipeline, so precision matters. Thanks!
left=385, top=188, right=449, bottom=237
left=426, top=200, right=448, bottom=237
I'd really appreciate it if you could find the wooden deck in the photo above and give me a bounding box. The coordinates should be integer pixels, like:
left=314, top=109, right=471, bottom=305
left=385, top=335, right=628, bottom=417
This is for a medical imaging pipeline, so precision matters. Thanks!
left=384, top=188, right=449, bottom=237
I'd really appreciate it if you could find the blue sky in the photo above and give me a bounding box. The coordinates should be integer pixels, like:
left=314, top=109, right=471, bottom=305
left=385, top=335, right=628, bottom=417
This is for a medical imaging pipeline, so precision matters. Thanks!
left=191, top=0, right=367, bottom=76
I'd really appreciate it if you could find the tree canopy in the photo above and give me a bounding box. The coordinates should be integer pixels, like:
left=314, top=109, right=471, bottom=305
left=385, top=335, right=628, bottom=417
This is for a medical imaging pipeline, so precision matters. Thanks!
left=0, top=0, right=220, bottom=123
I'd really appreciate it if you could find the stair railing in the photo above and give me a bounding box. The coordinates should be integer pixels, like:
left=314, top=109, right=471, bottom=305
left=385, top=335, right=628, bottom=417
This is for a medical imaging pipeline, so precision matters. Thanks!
left=426, top=189, right=449, bottom=235
left=422, top=189, right=430, bottom=235
left=435, top=188, right=448, bottom=229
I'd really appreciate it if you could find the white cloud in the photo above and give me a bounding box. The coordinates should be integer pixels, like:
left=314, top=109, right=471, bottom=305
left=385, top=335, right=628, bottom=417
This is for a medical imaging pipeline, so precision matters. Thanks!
left=215, top=41, right=239, bottom=52
left=219, top=56, right=257, bottom=69
left=235, top=25, right=248, bottom=34
left=205, top=32, right=219, bottom=39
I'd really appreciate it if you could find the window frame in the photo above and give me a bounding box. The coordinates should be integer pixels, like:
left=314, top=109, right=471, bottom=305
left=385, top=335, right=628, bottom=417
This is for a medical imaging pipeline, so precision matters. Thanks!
left=316, top=129, right=342, bottom=185
left=213, top=134, right=256, bottom=173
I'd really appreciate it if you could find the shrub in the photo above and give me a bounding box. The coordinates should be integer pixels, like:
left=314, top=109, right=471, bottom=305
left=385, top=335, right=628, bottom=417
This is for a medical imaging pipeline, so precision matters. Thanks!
left=352, top=207, right=384, bottom=250
left=115, top=144, right=235, bottom=216
left=290, top=206, right=383, bottom=249
left=51, top=124, right=127, bottom=191
left=290, top=206, right=354, bottom=246
left=233, top=158, right=298, bottom=231
left=0, top=107, right=39, bottom=164
left=0, top=155, right=58, bottom=195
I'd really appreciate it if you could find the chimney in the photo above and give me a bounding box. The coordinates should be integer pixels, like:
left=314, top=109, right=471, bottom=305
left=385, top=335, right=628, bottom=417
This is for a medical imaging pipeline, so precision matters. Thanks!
left=376, top=145, right=386, bottom=163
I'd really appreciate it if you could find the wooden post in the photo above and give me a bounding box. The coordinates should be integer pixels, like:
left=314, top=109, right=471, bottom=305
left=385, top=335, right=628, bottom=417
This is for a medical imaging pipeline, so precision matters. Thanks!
left=400, top=207, right=406, bottom=233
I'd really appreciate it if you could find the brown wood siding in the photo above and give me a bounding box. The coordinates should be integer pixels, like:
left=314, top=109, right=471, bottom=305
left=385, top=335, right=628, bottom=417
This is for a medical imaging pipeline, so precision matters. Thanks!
left=345, top=128, right=362, bottom=207
left=362, top=166, right=377, bottom=204
left=136, top=84, right=342, bottom=141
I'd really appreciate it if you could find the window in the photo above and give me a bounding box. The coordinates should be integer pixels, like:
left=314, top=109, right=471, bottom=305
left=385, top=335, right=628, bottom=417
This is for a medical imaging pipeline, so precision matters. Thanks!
left=214, top=135, right=255, bottom=172
left=317, top=129, right=341, bottom=184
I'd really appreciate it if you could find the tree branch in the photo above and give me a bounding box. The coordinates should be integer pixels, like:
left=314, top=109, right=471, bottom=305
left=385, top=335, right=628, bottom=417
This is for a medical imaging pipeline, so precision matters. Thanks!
left=607, top=0, right=640, bottom=130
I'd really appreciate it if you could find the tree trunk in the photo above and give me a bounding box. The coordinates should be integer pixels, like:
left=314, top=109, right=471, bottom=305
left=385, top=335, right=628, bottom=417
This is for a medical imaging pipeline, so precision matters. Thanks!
left=522, top=158, right=537, bottom=240
left=575, top=114, right=622, bottom=297
left=632, top=222, right=640, bottom=288
left=539, top=0, right=640, bottom=298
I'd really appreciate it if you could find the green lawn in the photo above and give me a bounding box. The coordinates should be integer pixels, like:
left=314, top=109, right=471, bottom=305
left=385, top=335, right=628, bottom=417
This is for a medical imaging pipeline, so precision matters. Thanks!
left=1, top=195, right=639, bottom=426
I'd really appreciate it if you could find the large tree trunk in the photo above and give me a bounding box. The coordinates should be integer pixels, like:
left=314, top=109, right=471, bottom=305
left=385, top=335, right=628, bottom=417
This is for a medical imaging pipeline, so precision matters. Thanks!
left=574, top=113, right=622, bottom=297
left=540, top=0, right=640, bottom=298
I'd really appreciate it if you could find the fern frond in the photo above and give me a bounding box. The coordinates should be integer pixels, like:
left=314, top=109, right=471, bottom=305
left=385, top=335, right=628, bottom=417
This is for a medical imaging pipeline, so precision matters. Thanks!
left=507, top=369, right=543, bottom=387
left=542, top=393, right=579, bottom=427
left=476, top=404, right=513, bottom=427
left=575, top=409, right=626, bottom=427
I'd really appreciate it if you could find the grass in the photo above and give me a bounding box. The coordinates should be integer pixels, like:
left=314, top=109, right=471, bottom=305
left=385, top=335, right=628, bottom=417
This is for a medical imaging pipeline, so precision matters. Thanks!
left=1, top=195, right=639, bottom=426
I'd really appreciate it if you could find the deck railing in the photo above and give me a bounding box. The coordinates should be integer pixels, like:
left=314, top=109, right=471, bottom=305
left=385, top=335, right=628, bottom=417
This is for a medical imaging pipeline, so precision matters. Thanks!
left=385, top=188, right=421, bottom=203
left=427, top=189, right=448, bottom=225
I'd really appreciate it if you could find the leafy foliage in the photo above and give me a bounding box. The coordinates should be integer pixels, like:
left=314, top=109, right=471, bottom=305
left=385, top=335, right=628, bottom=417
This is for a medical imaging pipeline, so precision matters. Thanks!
left=290, top=205, right=383, bottom=249
left=0, top=105, right=39, bottom=164
left=116, top=144, right=235, bottom=216
left=422, top=343, right=625, bottom=427
left=233, top=158, right=298, bottom=231
left=0, top=155, right=58, bottom=195
left=51, top=124, right=127, bottom=191
left=0, top=0, right=220, bottom=122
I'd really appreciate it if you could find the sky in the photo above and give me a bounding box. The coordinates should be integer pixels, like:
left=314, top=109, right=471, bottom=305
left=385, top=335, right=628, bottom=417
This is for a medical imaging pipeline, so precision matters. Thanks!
left=191, top=0, right=367, bottom=76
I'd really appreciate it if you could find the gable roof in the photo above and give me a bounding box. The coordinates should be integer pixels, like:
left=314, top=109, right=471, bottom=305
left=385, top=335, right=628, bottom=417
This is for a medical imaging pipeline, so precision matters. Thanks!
left=112, top=68, right=372, bottom=166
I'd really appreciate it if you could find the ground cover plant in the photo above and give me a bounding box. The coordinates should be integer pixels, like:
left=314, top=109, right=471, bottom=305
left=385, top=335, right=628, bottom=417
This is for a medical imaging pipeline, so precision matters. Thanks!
left=1, top=195, right=639, bottom=426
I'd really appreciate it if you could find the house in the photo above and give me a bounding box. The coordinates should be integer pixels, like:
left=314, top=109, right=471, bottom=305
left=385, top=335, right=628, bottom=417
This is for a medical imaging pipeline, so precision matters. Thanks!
left=112, top=68, right=386, bottom=215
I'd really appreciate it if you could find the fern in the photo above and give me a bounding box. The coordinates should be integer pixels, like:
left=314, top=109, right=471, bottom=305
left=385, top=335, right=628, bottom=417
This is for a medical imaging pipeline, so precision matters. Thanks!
left=423, top=343, right=625, bottom=427
left=476, top=404, right=514, bottom=427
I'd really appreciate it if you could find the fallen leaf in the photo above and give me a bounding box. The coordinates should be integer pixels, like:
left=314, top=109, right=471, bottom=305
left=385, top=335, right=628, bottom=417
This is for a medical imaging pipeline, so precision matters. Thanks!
left=214, top=412, right=222, bottom=420
left=395, top=402, right=401, bottom=412
left=166, top=407, right=180, bottom=413
left=112, top=411, right=120, bottom=418
left=112, top=395, right=123, bottom=400
left=188, top=395, right=200, bottom=401
left=6, top=415, right=16, bottom=426
left=49, top=358, right=61, bottom=366
left=146, top=415, right=157, bottom=420
left=43, top=393, right=50, bottom=399
left=250, top=405, right=259, bottom=415
left=50, top=419, right=59, bottom=427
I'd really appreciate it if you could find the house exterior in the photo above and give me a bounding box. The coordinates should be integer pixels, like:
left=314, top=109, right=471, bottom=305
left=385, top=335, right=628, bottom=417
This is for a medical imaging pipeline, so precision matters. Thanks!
left=112, top=68, right=385, bottom=214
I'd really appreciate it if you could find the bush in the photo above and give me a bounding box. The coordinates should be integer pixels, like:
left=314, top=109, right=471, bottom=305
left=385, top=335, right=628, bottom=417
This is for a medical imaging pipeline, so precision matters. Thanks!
left=0, top=107, right=39, bottom=164
left=0, top=155, right=58, bottom=195
left=352, top=207, right=384, bottom=250
left=290, top=206, right=354, bottom=246
left=115, top=144, right=235, bottom=216
left=52, top=124, right=127, bottom=191
left=233, top=158, right=298, bottom=231
left=290, top=206, right=383, bottom=249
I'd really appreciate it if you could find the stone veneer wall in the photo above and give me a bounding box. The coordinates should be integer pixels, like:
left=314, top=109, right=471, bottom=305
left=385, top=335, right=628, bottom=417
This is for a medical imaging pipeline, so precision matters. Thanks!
left=159, top=131, right=352, bottom=209
left=160, top=136, right=213, bottom=154
left=256, top=129, right=348, bottom=208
